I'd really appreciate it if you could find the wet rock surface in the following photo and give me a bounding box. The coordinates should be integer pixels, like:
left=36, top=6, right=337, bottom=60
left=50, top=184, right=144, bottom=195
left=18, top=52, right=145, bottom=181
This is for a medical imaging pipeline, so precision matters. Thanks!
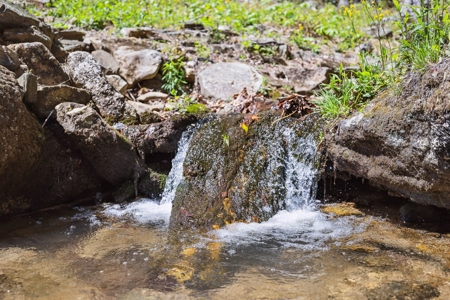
left=169, top=113, right=322, bottom=231
left=326, top=58, right=450, bottom=209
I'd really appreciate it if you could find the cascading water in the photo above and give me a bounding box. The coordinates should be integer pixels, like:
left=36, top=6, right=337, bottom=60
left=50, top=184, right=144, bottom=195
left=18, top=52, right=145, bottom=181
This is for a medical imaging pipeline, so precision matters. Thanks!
left=104, top=115, right=362, bottom=250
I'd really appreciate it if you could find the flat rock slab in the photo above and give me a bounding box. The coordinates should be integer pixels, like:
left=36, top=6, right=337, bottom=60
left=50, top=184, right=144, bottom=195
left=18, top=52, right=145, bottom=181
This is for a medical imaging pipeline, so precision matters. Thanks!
left=10, top=42, right=69, bottom=86
left=113, top=47, right=162, bottom=85
left=106, top=75, right=128, bottom=95
left=4, top=26, right=52, bottom=50
left=198, top=62, right=263, bottom=100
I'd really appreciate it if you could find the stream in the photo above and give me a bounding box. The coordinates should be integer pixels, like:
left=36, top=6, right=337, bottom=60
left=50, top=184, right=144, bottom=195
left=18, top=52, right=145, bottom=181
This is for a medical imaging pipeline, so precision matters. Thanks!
left=0, top=122, right=449, bottom=299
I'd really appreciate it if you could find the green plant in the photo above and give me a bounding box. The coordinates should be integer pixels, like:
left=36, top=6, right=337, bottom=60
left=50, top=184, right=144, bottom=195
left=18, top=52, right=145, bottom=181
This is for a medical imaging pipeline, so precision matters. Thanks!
left=167, top=94, right=209, bottom=114
left=258, top=77, right=272, bottom=96
left=393, top=0, right=450, bottom=71
left=194, top=41, right=211, bottom=59
left=313, top=63, right=388, bottom=119
left=222, top=134, right=230, bottom=147
left=161, top=58, right=187, bottom=96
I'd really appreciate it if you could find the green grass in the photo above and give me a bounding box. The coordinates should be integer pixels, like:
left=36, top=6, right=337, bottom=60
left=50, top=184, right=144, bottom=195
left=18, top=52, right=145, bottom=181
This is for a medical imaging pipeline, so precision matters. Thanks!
left=30, top=0, right=370, bottom=50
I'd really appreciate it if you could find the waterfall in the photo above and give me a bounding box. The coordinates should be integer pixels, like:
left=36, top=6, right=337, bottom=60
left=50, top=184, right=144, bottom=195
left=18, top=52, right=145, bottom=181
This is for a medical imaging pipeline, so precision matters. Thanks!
left=160, top=125, right=196, bottom=204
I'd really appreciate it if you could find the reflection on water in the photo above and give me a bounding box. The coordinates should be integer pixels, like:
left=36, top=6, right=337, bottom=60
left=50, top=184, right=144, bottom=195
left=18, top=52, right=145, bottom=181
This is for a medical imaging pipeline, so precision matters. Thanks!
left=0, top=200, right=449, bottom=299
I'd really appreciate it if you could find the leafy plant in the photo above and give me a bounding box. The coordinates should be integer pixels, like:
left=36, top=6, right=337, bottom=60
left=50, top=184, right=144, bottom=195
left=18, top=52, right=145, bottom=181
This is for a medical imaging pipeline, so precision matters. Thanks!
left=222, top=134, right=230, bottom=147
left=161, top=58, right=187, bottom=96
left=167, top=94, right=209, bottom=114
left=313, top=63, right=388, bottom=119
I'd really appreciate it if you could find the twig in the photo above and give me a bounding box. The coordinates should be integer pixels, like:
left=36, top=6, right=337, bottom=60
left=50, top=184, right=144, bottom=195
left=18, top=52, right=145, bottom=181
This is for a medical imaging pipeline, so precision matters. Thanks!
left=271, top=111, right=296, bottom=126
left=42, top=109, right=54, bottom=128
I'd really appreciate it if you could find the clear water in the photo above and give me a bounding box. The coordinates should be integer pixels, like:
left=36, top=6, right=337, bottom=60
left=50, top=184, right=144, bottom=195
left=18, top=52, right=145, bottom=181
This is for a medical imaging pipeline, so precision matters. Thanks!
left=0, top=120, right=449, bottom=299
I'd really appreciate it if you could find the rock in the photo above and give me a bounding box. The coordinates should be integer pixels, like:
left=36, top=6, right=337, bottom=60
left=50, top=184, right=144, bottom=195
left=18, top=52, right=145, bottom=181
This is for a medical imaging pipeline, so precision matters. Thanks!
left=120, top=114, right=199, bottom=155
left=55, top=102, right=143, bottom=185
left=113, top=180, right=135, bottom=203
left=66, top=51, right=138, bottom=124
left=136, top=91, right=168, bottom=103
left=0, top=0, right=52, bottom=38
left=0, top=45, right=21, bottom=71
left=3, top=26, right=52, bottom=50
left=32, top=85, right=91, bottom=119
left=184, top=61, right=196, bottom=83
left=60, top=39, right=89, bottom=52
left=126, top=101, right=162, bottom=124
left=17, top=72, right=37, bottom=106
left=9, top=42, right=69, bottom=86
left=326, top=58, right=450, bottom=209
left=92, top=50, right=120, bottom=74
left=120, top=27, right=158, bottom=39
left=50, top=40, right=69, bottom=63
left=113, top=46, right=162, bottom=85
left=169, top=113, right=322, bottom=231
left=265, top=66, right=330, bottom=93
left=106, top=74, right=128, bottom=95
left=55, top=30, right=85, bottom=41
left=0, top=65, right=43, bottom=198
left=320, top=203, right=364, bottom=217
left=198, top=62, right=263, bottom=100
left=184, top=22, right=205, bottom=30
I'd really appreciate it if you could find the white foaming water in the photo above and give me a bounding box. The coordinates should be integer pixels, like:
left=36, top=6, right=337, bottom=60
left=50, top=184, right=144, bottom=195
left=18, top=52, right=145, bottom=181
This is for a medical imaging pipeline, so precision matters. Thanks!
left=101, top=125, right=197, bottom=224
left=100, top=118, right=364, bottom=248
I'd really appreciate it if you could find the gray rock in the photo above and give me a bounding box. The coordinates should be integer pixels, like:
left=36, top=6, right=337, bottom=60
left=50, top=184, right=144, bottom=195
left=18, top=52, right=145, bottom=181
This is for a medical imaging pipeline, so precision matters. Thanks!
left=265, top=66, right=330, bottom=93
left=50, top=41, right=69, bottom=63
left=9, top=42, right=69, bottom=86
left=106, top=74, right=128, bottom=95
left=136, top=91, right=168, bottom=103
left=33, top=85, right=91, bottom=119
left=113, top=46, right=162, bottom=85
left=55, top=102, right=143, bottom=185
left=126, top=101, right=162, bottom=124
left=198, top=62, right=263, bottom=100
left=17, top=72, right=37, bottom=106
left=66, top=51, right=138, bottom=124
left=3, top=26, right=52, bottom=50
left=92, top=50, right=119, bottom=74
left=0, top=45, right=21, bottom=71
left=60, top=39, right=88, bottom=52
left=120, top=114, right=199, bottom=154
left=326, top=58, right=450, bottom=209
left=0, top=65, right=42, bottom=196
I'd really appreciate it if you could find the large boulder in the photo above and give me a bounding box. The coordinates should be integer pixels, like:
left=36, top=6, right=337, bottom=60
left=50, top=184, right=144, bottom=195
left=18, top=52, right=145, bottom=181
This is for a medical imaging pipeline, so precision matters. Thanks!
left=0, top=65, right=43, bottom=195
left=4, top=26, right=52, bottom=49
left=326, top=58, right=450, bottom=209
left=66, top=51, right=138, bottom=124
left=169, top=113, right=322, bottom=231
left=198, top=62, right=263, bottom=100
left=55, top=102, right=143, bottom=185
left=9, top=42, right=69, bottom=86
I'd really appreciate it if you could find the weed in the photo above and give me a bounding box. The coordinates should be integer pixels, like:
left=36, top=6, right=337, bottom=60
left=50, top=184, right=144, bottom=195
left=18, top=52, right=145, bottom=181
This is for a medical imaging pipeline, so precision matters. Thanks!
left=194, top=41, right=211, bottom=59
left=167, top=94, right=209, bottom=114
left=161, top=58, right=187, bottom=96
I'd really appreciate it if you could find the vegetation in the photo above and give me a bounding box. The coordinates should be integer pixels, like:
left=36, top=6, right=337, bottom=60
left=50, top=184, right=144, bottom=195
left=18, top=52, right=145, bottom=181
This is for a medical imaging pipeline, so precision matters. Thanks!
left=161, top=57, right=187, bottom=96
left=313, top=0, right=450, bottom=119
left=31, top=0, right=369, bottom=50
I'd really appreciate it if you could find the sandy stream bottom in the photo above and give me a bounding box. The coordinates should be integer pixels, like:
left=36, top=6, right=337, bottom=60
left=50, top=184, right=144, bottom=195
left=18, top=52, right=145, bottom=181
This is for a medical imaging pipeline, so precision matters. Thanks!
left=0, top=200, right=448, bottom=299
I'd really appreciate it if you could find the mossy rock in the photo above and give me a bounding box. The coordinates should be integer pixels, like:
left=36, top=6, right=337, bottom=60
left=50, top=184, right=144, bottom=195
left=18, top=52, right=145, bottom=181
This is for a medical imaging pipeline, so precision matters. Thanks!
left=169, top=112, right=323, bottom=231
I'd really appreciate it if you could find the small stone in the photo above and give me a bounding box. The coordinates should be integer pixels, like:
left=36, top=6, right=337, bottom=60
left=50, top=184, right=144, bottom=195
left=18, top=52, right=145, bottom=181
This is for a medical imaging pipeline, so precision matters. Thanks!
left=320, top=202, right=364, bottom=217
left=120, top=27, right=158, bottom=38
left=17, top=72, right=37, bottom=106
left=55, top=29, right=85, bottom=41
left=136, top=91, right=168, bottom=103
left=106, top=75, right=129, bottom=95
left=92, top=50, right=120, bottom=74
left=60, top=39, right=87, bottom=52
left=127, top=101, right=163, bottom=124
